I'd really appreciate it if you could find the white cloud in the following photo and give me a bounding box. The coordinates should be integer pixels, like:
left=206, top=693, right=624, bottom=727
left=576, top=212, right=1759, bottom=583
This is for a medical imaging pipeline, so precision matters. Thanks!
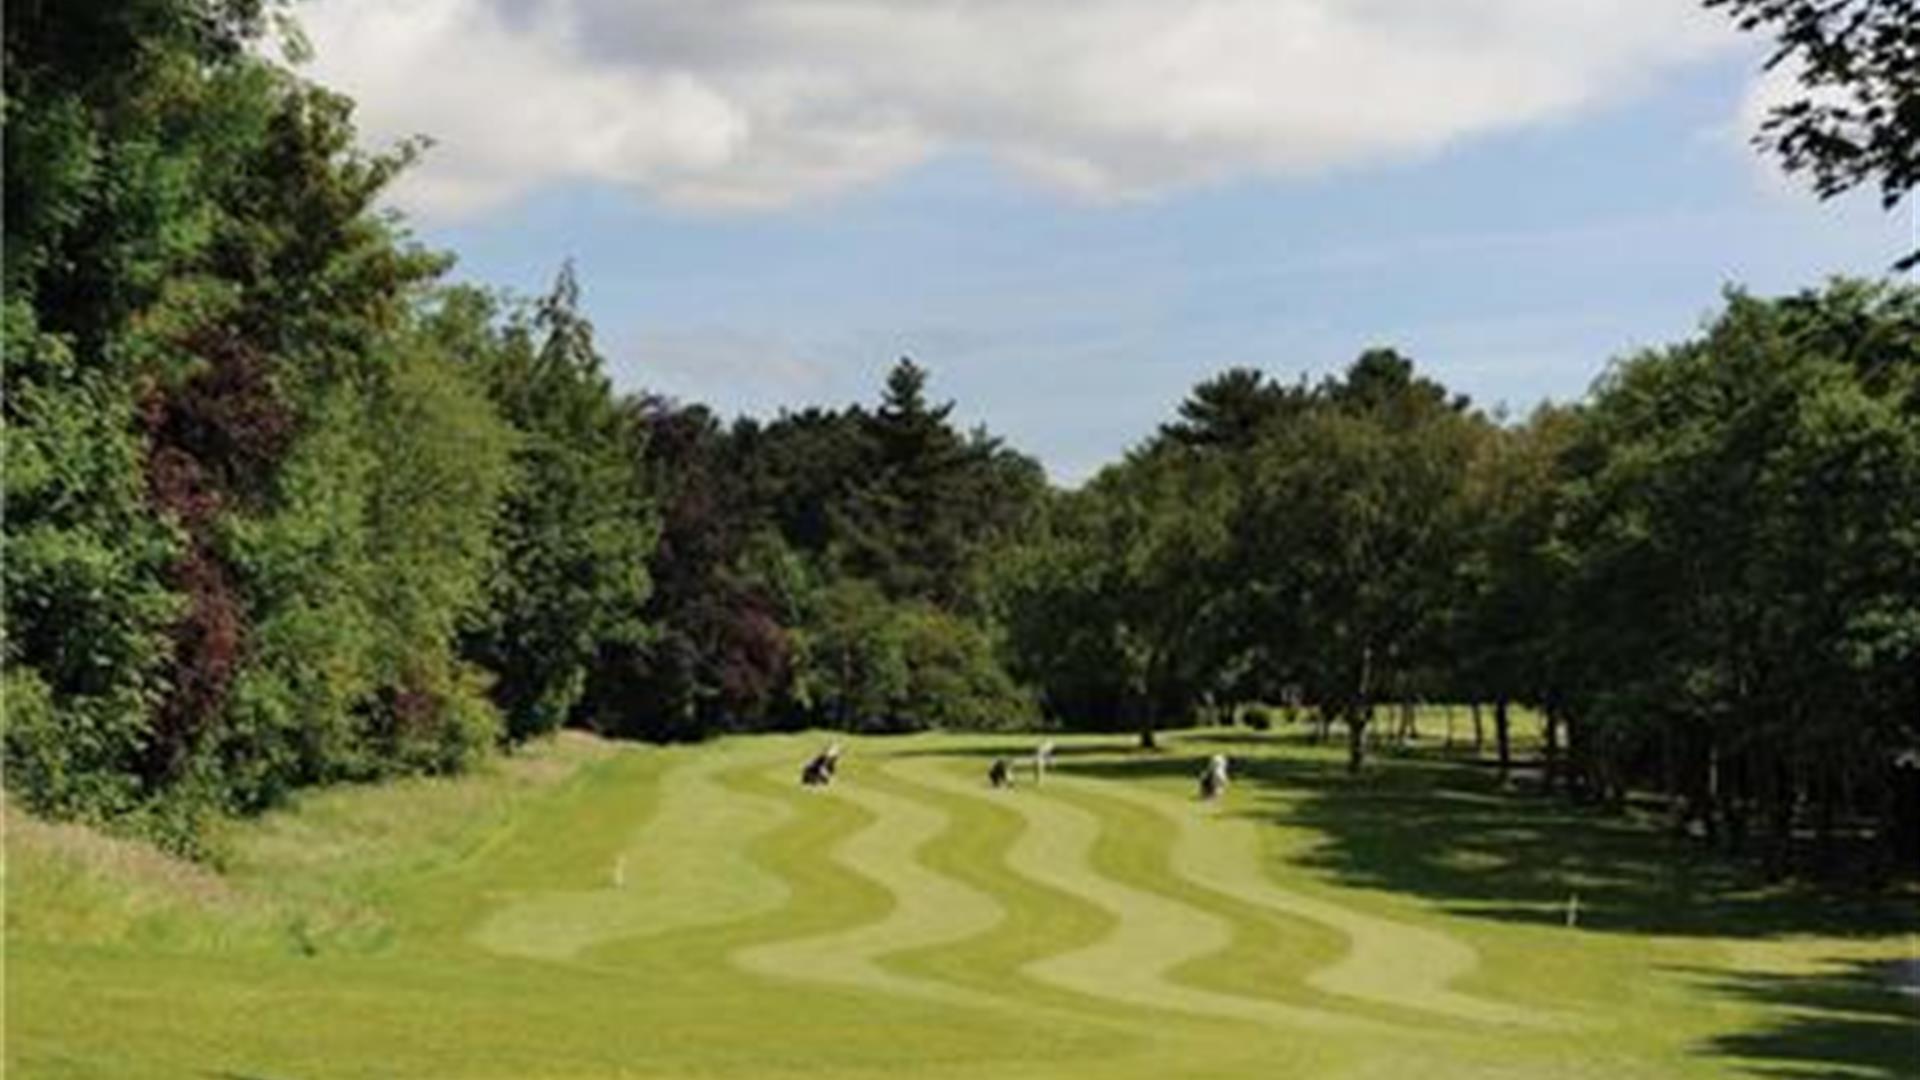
left=299, top=0, right=1736, bottom=219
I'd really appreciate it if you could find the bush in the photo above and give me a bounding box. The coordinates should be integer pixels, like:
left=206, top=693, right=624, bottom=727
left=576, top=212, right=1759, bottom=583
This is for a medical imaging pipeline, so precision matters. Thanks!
left=2, top=669, right=140, bottom=822
left=415, top=663, right=505, bottom=775
left=893, top=605, right=1038, bottom=731
left=800, top=580, right=1036, bottom=732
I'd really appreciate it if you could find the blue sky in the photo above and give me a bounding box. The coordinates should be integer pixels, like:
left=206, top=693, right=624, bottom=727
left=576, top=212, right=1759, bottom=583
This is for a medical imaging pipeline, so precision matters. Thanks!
left=315, top=4, right=1912, bottom=484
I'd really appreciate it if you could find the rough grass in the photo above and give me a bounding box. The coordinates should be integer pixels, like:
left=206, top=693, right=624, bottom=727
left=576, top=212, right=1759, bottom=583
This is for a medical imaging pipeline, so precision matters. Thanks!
left=7, top=722, right=1917, bottom=1079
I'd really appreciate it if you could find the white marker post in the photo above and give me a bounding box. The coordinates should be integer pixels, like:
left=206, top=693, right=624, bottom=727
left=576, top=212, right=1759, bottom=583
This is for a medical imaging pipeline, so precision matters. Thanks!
left=1565, top=891, right=1580, bottom=928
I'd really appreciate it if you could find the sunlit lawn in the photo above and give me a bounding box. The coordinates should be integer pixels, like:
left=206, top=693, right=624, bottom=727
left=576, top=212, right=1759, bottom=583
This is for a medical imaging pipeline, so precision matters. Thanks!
left=8, top=720, right=1916, bottom=1079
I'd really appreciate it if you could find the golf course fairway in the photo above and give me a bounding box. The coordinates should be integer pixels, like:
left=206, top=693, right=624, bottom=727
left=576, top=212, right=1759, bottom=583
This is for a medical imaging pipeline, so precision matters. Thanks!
left=7, top=728, right=1917, bottom=1078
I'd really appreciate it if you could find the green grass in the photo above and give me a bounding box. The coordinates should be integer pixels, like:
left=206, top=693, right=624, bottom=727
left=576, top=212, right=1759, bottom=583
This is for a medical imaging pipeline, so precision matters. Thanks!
left=7, top=725, right=1917, bottom=1079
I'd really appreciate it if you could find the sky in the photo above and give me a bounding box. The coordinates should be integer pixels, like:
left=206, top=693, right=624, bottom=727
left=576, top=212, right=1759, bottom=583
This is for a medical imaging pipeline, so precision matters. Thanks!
left=299, top=0, right=1915, bottom=484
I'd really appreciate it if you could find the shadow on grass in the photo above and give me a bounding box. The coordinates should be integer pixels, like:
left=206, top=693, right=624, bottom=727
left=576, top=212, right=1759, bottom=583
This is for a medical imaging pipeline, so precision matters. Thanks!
left=1684, top=958, right=1920, bottom=1078
left=884, top=738, right=1151, bottom=763
left=1053, top=736, right=1920, bottom=940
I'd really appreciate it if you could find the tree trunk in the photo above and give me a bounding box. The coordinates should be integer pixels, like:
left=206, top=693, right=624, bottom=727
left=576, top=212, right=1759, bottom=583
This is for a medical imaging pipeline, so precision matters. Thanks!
left=1133, top=660, right=1158, bottom=750
left=1472, top=701, right=1484, bottom=754
left=1494, top=697, right=1512, bottom=784
left=1348, top=647, right=1374, bottom=775
left=1888, top=758, right=1920, bottom=873
left=1705, top=735, right=1722, bottom=845
left=1542, top=710, right=1561, bottom=795
left=1726, top=798, right=1749, bottom=855
left=1564, top=711, right=1588, bottom=801
left=1726, top=747, right=1752, bottom=855
left=837, top=646, right=854, bottom=730
left=1347, top=706, right=1369, bottom=775
left=1762, top=755, right=1793, bottom=881
left=1815, top=770, right=1837, bottom=878
left=1660, top=721, right=1678, bottom=819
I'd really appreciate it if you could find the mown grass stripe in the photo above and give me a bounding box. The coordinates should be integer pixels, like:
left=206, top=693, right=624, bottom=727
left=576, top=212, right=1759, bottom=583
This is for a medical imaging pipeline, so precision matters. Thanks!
left=861, top=757, right=1193, bottom=1037
left=892, top=754, right=1379, bottom=1031
left=730, top=761, right=1007, bottom=1008
left=1040, top=781, right=1399, bottom=1022
left=1068, top=768, right=1559, bottom=1029
left=468, top=741, right=792, bottom=962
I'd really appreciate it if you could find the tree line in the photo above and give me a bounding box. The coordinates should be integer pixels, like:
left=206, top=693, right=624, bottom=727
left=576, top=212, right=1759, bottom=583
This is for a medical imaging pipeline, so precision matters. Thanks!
left=1006, top=294, right=1919, bottom=877
left=6, top=0, right=1916, bottom=875
left=4, top=1, right=1044, bottom=850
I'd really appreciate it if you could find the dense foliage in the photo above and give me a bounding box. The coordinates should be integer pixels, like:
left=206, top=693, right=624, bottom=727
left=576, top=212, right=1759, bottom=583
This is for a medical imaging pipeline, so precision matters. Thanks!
left=594, top=358, right=1044, bottom=741
left=1552, top=283, right=1920, bottom=874
left=4, top=0, right=510, bottom=847
left=2, top=1, right=1039, bottom=849
left=6, top=0, right=1914, bottom=879
left=1002, top=285, right=1920, bottom=875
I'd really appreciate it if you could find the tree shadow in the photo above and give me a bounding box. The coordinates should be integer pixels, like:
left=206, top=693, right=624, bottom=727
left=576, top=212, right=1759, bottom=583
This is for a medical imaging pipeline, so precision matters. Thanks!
left=883, top=738, right=1150, bottom=763
left=1064, top=740, right=1919, bottom=939
left=1684, top=958, right=1920, bottom=1078
left=1175, top=730, right=1293, bottom=746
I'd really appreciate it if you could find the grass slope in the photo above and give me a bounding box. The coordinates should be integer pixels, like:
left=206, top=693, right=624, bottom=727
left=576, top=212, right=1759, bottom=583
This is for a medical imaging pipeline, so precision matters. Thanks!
left=7, top=724, right=1917, bottom=1079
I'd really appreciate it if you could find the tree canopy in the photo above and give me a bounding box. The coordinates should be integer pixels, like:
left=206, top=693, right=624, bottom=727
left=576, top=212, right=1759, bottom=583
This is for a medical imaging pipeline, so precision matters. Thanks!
left=7, top=0, right=1915, bottom=882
